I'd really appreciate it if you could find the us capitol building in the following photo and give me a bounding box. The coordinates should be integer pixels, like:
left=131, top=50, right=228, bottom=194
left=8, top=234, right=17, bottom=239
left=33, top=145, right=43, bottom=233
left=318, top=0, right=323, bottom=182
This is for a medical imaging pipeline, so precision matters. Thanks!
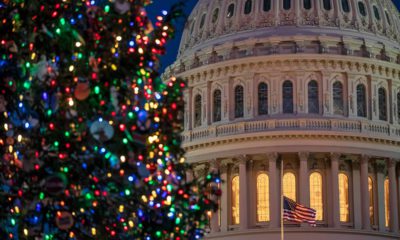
left=164, top=0, right=400, bottom=239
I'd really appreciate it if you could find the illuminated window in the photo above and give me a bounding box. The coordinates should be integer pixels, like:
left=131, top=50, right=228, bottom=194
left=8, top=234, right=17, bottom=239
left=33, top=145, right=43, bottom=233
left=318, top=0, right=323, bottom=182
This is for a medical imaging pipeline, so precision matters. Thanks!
left=373, top=5, right=380, bottom=20
left=263, top=0, right=271, bottom=12
left=384, top=178, right=389, bottom=227
left=333, top=81, right=344, bottom=115
left=212, top=8, right=219, bottom=23
left=244, top=0, right=252, bottom=14
left=283, top=0, right=291, bottom=10
left=397, top=92, right=400, bottom=123
left=339, top=173, right=349, bottom=222
left=378, top=87, right=387, bottom=121
left=308, top=80, right=319, bottom=114
left=341, top=0, right=350, bottom=13
left=199, top=13, right=206, bottom=29
left=194, top=94, right=202, bottom=127
left=231, top=176, right=240, bottom=224
left=234, top=85, right=244, bottom=118
left=227, top=4, right=235, bottom=18
left=310, top=172, right=323, bottom=220
left=283, top=81, right=294, bottom=114
left=257, top=173, right=270, bottom=222
left=358, top=1, right=367, bottom=16
left=356, top=84, right=367, bottom=117
left=283, top=172, right=296, bottom=201
left=368, top=177, right=374, bottom=225
left=323, top=0, right=332, bottom=10
left=258, top=83, right=268, bottom=115
left=304, top=0, right=312, bottom=10
left=213, top=90, right=221, bottom=122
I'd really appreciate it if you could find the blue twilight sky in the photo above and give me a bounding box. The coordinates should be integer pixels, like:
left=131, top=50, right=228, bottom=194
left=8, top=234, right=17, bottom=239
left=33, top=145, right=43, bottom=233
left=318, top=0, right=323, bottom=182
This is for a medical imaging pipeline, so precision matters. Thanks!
left=147, top=0, right=400, bottom=72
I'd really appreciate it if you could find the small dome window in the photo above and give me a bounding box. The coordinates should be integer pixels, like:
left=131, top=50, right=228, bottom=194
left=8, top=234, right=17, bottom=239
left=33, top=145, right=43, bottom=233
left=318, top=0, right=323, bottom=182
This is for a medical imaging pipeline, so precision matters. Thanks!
left=323, top=0, right=332, bottom=11
left=244, top=0, right=252, bottom=15
left=227, top=3, right=235, bottom=18
left=385, top=11, right=391, bottom=25
left=263, top=0, right=271, bottom=12
left=212, top=8, right=219, bottom=23
left=341, top=0, right=350, bottom=13
left=373, top=5, right=380, bottom=20
left=283, top=0, right=291, bottom=10
left=304, top=0, right=312, bottom=10
left=199, top=13, right=206, bottom=29
left=358, top=1, right=367, bottom=17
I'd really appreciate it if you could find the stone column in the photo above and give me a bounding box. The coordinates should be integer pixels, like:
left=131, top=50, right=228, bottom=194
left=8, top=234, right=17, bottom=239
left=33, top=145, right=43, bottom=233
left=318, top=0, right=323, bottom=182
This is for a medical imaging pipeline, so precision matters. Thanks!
left=352, top=159, right=362, bottom=229
left=330, top=153, right=340, bottom=228
left=376, top=160, right=386, bottom=232
left=268, top=152, right=279, bottom=228
left=274, top=0, right=280, bottom=26
left=360, top=155, right=371, bottom=230
left=248, top=159, right=255, bottom=228
left=238, top=156, right=249, bottom=230
left=219, top=162, right=230, bottom=232
left=299, top=152, right=310, bottom=207
left=388, top=159, right=399, bottom=233
left=210, top=160, right=220, bottom=233
left=187, top=87, right=193, bottom=130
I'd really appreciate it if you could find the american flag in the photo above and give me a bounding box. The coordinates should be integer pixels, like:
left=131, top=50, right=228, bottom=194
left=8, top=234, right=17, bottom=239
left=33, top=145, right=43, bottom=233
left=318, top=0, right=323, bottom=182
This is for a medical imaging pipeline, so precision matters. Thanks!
left=283, top=196, right=317, bottom=226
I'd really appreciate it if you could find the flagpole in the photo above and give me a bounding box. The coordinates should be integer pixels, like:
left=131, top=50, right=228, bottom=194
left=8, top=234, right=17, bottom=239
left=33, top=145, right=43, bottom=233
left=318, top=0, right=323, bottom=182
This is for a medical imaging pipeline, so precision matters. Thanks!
left=281, top=157, right=284, bottom=240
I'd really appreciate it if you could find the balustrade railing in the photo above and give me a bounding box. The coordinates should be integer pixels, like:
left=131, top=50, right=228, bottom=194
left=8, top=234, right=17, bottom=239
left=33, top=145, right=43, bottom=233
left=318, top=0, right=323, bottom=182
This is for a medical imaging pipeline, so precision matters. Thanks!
left=181, top=118, right=400, bottom=143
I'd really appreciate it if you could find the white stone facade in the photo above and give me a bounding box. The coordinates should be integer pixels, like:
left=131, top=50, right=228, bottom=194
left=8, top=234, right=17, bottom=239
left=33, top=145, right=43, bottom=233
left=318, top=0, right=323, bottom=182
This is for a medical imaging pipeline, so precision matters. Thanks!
left=165, top=0, right=400, bottom=239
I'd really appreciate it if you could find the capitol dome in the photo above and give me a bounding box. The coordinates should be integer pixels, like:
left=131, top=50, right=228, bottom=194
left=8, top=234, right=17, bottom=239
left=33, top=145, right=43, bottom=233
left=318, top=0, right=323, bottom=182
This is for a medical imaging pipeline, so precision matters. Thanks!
left=165, top=0, right=400, bottom=239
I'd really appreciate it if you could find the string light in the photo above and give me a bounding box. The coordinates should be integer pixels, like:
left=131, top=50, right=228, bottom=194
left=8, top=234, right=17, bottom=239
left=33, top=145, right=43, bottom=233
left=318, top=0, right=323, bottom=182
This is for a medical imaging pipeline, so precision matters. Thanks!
left=0, top=1, right=220, bottom=239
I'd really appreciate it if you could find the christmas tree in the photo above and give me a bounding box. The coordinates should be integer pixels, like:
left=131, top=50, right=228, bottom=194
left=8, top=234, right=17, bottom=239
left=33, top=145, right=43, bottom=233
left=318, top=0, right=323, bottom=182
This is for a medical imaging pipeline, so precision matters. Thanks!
left=0, top=0, right=220, bottom=239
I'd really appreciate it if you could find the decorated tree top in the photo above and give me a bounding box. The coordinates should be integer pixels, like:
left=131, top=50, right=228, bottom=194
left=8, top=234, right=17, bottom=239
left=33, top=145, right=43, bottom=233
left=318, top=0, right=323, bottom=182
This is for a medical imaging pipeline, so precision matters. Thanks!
left=0, top=0, right=220, bottom=239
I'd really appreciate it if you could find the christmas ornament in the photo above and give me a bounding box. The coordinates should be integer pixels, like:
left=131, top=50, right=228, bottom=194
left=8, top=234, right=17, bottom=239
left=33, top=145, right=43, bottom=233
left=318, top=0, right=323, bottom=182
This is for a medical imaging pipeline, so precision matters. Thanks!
left=90, top=119, right=114, bottom=142
left=74, top=80, right=91, bottom=101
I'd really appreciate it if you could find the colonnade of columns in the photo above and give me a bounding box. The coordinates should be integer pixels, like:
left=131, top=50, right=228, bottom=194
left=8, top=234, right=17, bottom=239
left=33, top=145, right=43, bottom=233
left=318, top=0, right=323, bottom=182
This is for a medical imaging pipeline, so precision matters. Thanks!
left=204, top=153, right=400, bottom=236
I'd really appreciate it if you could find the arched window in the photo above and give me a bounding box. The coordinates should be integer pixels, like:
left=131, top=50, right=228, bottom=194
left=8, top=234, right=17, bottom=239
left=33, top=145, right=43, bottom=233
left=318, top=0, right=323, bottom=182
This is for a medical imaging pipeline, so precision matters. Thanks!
left=385, top=11, right=391, bottom=25
left=194, top=94, right=202, bottom=127
left=397, top=92, right=400, bottom=123
left=235, top=85, right=244, bottom=118
left=341, top=0, right=350, bottom=13
left=310, top=172, right=323, bottom=220
left=339, top=173, right=349, bottom=222
left=212, top=8, right=219, bottom=23
left=257, top=173, right=270, bottom=222
left=323, top=0, right=332, bottom=11
left=384, top=178, right=389, bottom=227
left=199, top=13, right=206, bottom=29
left=283, top=81, right=294, bottom=113
left=356, top=84, right=367, bottom=117
left=358, top=1, right=367, bottom=16
left=227, top=4, right=235, bottom=18
left=373, top=5, right=380, bottom=20
left=378, top=87, right=387, bottom=121
left=263, top=0, right=271, bottom=12
left=258, top=83, right=268, bottom=115
left=283, top=0, right=291, bottom=10
left=304, top=0, right=312, bottom=10
left=308, top=80, right=319, bottom=114
left=333, top=81, right=344, bottom=115
left=231, top=176, right=240, bottom=225
left=283, top=172, right=296, bottom=201
left=368, top=177, right=374, bottom=225
left=213, top=90, right=221, bottom=122
left=244, top=0, right=252, bottom=14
